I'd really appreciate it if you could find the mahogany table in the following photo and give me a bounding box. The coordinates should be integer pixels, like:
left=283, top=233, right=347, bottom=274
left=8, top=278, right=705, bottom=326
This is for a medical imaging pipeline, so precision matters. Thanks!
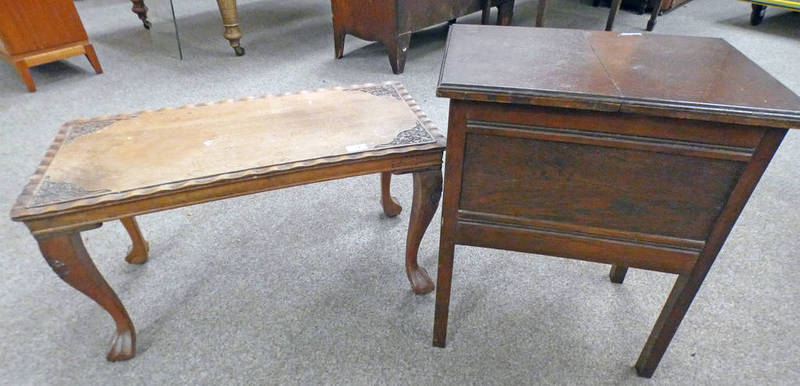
left=11, top=82, right=444, bottom=362
left=432, top=25, right=800, bottom=377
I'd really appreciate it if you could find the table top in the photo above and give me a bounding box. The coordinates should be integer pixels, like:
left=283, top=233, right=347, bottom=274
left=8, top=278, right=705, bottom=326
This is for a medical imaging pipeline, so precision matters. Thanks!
left=11, top=82, right=444, bottom=221
left=437, top=25, right=800, bottom=127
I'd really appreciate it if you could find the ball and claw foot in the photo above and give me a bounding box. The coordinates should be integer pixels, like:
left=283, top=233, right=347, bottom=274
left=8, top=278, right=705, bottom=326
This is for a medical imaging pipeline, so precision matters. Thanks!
left=233, top=45, right=245, bottom=56
left=380, top=172, right=403, bottom=217
left=142, top=20, right=152, bottom=29
left=107, top=327, right=136, bottom=362
left=408, top=266, right=435, bottom=295
left=125, top=241, right=149, bottom=265
left=382, top=196, right=402, bottom=217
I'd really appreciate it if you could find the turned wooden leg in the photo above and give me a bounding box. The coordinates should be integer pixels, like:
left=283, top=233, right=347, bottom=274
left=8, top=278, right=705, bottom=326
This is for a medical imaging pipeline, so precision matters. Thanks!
left=536, top=0, right=548, bottom=27
left=609, top=264, right=628, bottom=283
left=216, top=0, right=245, bottom=56
left=13, top=61, right=35, bottom=92
left=606, top=0, right=623, bottom=31
left=496, top=0, right=515, bottom=25
left=432, top=233, right=455, bottom=347
left=84, top=44, right=103, bottom=74
left=646, top=0, right=663, bottom=31
left=130, top=0, right=151, bottom=29
left=120, top=217, right=149, bottom=264
left=380, top=172, right=402, bottom=217
left=404, top=168, right=442, bottom=295
left=385, top=33, right=411, bottom=75
left=36, top=230, right=136, bottom=361
left=332, top=18, right=345, bottom=59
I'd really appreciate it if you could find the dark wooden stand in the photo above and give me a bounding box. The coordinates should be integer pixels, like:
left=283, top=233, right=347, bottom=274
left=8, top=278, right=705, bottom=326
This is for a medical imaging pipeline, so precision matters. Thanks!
left=432, top=25, right=800, bottom=378
left=330, top=0, right=515, bottom=74
left=0, top=0, right=102, bottom=92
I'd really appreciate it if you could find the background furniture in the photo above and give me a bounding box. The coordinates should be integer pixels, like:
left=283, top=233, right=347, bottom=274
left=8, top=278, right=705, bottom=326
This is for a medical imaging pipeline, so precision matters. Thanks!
left=11, top=82, right=444, bottom=361
left=130, top=0, right=245, bottom=55
left=331, top=0, right=515, bottom=74
left=743, top=0, right=800, bottom=25
left=433, top=25, right=800, bottom=378
left=596, top=0, right=683, bottom=14
left=604, top=0, right=662, bottom=30
left=537, top=0, right=661, bottom=31
left=0, top=0, right=102, bottom=92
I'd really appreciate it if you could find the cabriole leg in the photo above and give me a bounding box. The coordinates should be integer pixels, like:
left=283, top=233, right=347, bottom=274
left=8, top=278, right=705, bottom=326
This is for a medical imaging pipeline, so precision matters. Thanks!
left=121, top=217, right=149, bottom=264
left=404, top=168, right=442, bottom=294
left=36, top=231, right=136, bottom=361
left=380, top=172, right=403, bottom=217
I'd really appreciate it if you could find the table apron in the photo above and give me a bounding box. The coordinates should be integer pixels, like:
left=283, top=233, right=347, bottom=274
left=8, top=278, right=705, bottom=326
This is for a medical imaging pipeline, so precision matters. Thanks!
left=22, top=151, right=443, bottom=236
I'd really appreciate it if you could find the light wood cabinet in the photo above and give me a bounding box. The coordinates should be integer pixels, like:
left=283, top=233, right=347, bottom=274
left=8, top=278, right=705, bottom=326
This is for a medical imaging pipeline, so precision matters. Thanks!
left=0, top=0, right=102, bottom=92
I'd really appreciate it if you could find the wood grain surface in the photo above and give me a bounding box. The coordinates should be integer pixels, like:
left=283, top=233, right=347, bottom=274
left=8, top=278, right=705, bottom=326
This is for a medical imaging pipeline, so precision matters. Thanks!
left=437, top=25, right=800, bottom=127
left=433, top=26, right=798, bottom=378
left=12, top=83, right=444, bottom=219
left=0, top=0, right=88, bottom=55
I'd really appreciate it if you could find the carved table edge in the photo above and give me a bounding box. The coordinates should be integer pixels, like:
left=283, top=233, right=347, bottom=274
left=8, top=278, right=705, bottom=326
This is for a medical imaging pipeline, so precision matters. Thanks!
left=10, top=81, right=446, bottom=221
left=21, top=149, right=444, bottom=236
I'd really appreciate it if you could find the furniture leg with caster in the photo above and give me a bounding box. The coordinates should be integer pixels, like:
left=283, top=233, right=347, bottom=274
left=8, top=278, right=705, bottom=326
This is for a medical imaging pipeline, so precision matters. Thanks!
left=217, top=0, right=245, bottom=56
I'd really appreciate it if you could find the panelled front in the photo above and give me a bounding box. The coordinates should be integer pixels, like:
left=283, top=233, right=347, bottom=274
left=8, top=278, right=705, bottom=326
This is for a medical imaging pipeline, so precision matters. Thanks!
left=452, top=101, right=766, bottom=273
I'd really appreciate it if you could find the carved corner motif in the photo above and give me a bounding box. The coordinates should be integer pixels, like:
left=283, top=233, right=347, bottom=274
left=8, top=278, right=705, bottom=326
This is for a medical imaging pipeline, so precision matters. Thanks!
left=64, top=116, right=134, bottom=144
left=356, top=85, right=403, bottom=100
left=45, top=258, right=70, bottom=278
left=31, top=176, right=110, bottom=207
left=375, top=122, right=436, bottom=149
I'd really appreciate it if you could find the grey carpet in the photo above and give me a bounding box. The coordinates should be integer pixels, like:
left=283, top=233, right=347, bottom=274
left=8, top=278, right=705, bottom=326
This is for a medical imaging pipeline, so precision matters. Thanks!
left=1, top=0, right=798, bottom=384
